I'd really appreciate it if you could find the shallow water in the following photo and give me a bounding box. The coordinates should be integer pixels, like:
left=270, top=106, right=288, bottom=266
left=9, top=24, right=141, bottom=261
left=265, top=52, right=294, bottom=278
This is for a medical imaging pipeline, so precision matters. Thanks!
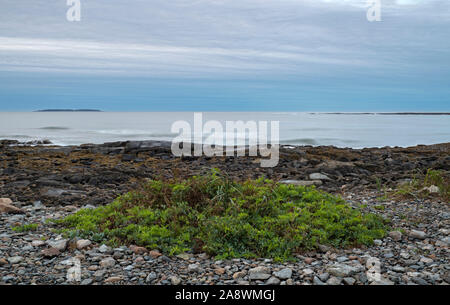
left=0, top=112, right=448, bottom=148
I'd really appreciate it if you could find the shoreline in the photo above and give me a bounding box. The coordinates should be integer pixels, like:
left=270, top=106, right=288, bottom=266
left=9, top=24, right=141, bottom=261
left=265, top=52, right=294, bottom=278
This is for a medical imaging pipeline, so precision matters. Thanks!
left=0, top=140, right=449, bottom=285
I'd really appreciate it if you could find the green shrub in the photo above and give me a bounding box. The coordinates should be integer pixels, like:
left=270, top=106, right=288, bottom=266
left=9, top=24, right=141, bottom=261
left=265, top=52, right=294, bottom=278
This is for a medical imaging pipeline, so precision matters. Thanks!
left=55, top=170, right=387, bottom=261
left=12, top=223, right=39, bottom=232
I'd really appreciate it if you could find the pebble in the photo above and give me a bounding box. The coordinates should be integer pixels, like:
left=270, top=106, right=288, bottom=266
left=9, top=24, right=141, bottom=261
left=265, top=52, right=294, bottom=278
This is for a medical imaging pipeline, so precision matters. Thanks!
left=100, top=257, right=116, bottom=268
left=273, top=268, right=292, bottom=279
left=76, top=239, right=92, bottom=250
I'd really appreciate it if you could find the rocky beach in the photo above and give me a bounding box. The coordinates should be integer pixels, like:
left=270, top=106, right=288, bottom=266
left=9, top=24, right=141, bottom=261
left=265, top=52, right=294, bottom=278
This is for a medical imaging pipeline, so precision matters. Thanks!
left=0, top=140, right=449, bottom=285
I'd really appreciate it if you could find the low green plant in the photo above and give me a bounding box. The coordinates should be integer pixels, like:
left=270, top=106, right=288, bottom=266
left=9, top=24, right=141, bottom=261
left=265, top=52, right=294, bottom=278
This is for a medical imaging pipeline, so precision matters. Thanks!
left=12, top=223, right=39, bottom=232
left=55, top=170, right=387, bottom=261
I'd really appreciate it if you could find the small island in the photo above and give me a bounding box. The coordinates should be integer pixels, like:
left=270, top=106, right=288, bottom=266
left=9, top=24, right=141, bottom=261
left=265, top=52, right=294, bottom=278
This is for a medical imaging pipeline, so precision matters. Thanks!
left=35, top=109, right=102, bottom=112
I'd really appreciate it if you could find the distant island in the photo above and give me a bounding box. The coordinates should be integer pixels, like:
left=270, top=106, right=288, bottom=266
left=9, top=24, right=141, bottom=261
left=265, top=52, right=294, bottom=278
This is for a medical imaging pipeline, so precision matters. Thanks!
left=35, top=109, right=102, bottom=112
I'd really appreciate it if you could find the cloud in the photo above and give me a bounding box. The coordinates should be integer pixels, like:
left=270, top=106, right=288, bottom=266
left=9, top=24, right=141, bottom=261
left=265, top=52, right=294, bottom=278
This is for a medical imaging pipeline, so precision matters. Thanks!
left=0, top=0, right=448, bottom=78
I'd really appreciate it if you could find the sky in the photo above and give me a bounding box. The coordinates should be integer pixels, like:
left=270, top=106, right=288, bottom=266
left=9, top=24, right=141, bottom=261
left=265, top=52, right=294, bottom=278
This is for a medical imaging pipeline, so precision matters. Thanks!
left=0, top=0, right=449, bottom=111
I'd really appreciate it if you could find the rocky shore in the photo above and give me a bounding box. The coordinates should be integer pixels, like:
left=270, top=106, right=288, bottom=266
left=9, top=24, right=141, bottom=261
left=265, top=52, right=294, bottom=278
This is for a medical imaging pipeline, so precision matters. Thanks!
left=0, top=140, right=449, bottom=285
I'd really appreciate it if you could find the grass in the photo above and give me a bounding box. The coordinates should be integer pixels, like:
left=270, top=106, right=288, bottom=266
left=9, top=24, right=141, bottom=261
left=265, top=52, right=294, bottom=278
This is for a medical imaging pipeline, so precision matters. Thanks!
left=54, top=170, right=387, bottom=261
left=393, top=169, right=449, bottom=201
left=12, top=223, right=39, bottom=232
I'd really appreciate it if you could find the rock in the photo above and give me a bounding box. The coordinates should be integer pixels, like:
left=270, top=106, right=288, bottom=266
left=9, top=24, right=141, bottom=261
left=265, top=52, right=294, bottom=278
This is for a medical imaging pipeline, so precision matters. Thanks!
left=0, top=258, right=8, bottom=266
left=215, top=268, right=226, bottom=275
left=249, top=266, right=271, bottom=280
left=279, top=180, right=322, bottom=186
left=170, top=276, right=181, bottom=285
left=313, top=276, right=325, bottom=285
left=100, top=257, right=116, bottom=268
left=424, top=185, right=440, bottom=193
left=0, top=199, right=23, bottom=214
left=304, top=257, right=315, bottom=264
left=326, top=263, right=361, bottom=277
left=266, top=276, right=281, bottom=285
left=326, top=276, right=342, bottom=285
left=47, top=239, right=68, bottom=251
left=81, top=279, right=93, bottom=285
left=389, top=231, right=402, bottom=241
left=146, top=272, right=157, bottom=283
left=303, top=268, right=314, bottom=276
left=273, top=268, right=292, bottom=280
left=309, top=173, right=331, bottom=180
left=104, top=276, right=122, bottom=283
left=188, top=264, right=200, bottom=273
left=41, top=247, right=61, bottom=258
left=31, top=240, right=46, bottom=247
left=373, top=240, right=382, bottom=246
left=233, top=271, right=247, bottom=279
left=409, top=230, right=427, bottom=240
left=130, top=245, right=147, bottom=254
left=343, top=277, right=356, bottom=285
left=98, top=244, right=111, bottom=253
left=8, top=256, right=23, bottom=264
left=76, top=239, right=92, bottom=250
left=149, top=250, right=162, bottom=259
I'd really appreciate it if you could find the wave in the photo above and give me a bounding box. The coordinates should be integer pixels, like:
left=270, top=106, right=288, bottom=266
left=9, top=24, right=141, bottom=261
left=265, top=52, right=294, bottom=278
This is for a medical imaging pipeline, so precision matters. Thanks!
left=39, top=126, right=70, bottom=130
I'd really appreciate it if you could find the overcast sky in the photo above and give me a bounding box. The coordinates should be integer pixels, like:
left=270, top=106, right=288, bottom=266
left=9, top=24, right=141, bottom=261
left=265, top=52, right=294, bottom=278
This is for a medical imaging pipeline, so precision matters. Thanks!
left=0, top=0, right=449, bottom=111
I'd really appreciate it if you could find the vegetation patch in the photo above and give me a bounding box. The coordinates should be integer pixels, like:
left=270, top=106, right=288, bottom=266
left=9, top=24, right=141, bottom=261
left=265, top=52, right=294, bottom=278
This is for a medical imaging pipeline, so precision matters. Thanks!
left=55, top=170, right=387, bottom=261
left=392, top=169, right=449, bottom=201
left=12, top=223, right=39, bottom=232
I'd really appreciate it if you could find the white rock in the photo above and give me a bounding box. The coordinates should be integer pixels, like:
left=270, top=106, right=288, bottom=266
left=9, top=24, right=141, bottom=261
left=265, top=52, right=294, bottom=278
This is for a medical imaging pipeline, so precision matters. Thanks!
left=409, top=230, right=427, bottom=240
left=31, top=240, right=46, bottom=247
left=46, top=239, right=68, bottom=251
left=76, top=239, right=92, bottom=250
left=273, top=268, right=292, bottom=279
left=100, top=257, right=116, bottom=268
left=8, top=256, right=23, bottom=264
left=309, top=173, right=331, bottom=180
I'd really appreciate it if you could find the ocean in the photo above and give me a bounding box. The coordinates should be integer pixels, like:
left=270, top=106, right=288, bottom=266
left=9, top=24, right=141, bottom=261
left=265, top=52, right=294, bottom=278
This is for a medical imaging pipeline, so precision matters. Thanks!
left=0, top=112, right=448, bottom=148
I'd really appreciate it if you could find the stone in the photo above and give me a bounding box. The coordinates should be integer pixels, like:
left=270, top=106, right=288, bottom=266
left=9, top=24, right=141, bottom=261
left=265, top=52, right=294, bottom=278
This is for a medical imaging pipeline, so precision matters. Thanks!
left=0, top=258, right=8, bottom=266
left=146, top=272, right=157, bottom=283
left=233, top=271, right=247, bottom=279
left=0, top=199, right=23, bottom=214
left=266, top=276, right=281, bottom=285
left=81, top=279, right=93, bottom=285
left=31, top=240, right=46, bottom=247
left=303, top=268, right=314, bottom=276
left=343, top=277, right=356, bottom=285
left=104, top=276, right=122, bottom=283
left=273, top=268, right=292, bottom=280
left=188, top=263, right=200, bottom=273
left=215, top=267, right=226, bottom=275
left=76, top=239, right=92, bottom=250
left=170, top=276, right=181, bottom=285
left=389, top=231, right=402, bottom=241
left=313, top=276, right=325, bottom=285
left=130, top=245, right=147, bottom=254
left=98, top=244, right=110, bottom=253
left=326, top=263, right=361, bottom=277
left=326, top=276, right=342, bottom=285
left=304, top=257, right=315, bottom=264
left=409, top=230, right=427, bottom=240
left=249, top=266, right=271, bottom=280
left=8, top=256, right=23, bottom=264
left=309, top=173, right=331, bottom=180
left=279, top=180, right=322, bottom=186
left=41, top=247, right=60, bottom=258
left=100, top=257, right=116, bottom=268
left=149, top=250, right=162, bottom=259
left=47, top=239, right=68, bottom=251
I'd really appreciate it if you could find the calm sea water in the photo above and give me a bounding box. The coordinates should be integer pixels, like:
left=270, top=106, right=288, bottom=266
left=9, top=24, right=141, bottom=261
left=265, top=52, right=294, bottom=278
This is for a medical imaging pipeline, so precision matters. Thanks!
left=0, top=112, right=448, bottom=148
